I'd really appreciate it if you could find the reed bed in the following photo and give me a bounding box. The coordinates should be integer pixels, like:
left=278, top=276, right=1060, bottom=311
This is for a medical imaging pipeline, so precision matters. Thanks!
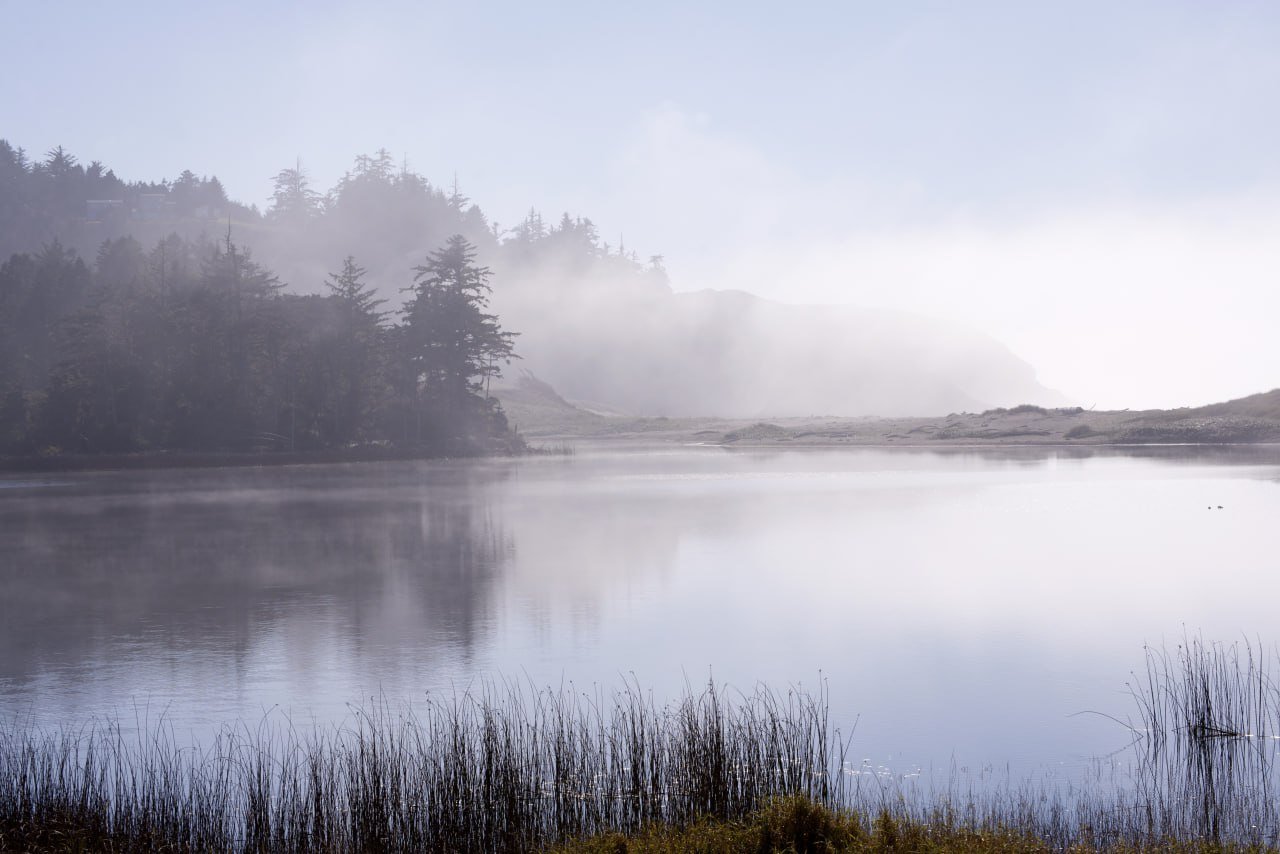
left=5, top=643, right=1280, bottom=852
left=0, top=681, right=841, bottom=852
left=1125, top=637, right=1280, bottom=845
left=862, top=639, right=1280, bottom=848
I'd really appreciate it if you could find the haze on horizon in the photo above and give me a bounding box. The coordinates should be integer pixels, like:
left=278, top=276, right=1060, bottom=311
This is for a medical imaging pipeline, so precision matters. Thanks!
left=5, top=0, right=1278, bottom=411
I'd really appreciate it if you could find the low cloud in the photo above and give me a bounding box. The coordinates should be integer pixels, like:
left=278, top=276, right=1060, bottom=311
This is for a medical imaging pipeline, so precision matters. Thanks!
left=607, top=106, right=1280, bottom=410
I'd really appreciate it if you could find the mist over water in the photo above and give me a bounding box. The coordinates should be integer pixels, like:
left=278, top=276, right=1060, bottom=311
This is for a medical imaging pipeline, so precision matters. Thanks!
left=3, top=446, right=1278, bottom=783
left=4, top=6, right=1280, bottom=847
left=9, top=4, right=1279, bottom=410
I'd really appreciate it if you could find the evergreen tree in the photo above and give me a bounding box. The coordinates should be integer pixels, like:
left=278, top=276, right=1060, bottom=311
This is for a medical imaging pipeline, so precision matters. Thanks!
left=401, top=235, right=516, bottom=443
left=169, top=233, right=282, bottom=449
left=323, top=256, right=386, bottom=443
left=269, top=160, right=321, bottom=224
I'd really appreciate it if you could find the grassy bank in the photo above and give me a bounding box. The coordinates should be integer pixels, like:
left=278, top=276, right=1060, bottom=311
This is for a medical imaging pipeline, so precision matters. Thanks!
left=554, top=796, right=1276, bottom=853
left=3, top=643, right=1279, bottom=852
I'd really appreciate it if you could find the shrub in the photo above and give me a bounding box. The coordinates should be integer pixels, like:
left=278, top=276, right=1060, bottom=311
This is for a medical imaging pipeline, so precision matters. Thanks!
left=1065, top=424, right=1098, bottom=439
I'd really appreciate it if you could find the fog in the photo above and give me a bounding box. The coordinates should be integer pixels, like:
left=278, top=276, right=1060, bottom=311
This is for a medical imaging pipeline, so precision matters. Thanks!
left=486, top=256, right=1063, bottom=416
left=608, top=107, right=1280, bottom=410
left=675, top=202, right=1280, bottom=411
left=7, top=8, right=1280, bottom=842
left=5, top=3, right=1279, bottom=415
left=241, top=210, right=1065, bottom=417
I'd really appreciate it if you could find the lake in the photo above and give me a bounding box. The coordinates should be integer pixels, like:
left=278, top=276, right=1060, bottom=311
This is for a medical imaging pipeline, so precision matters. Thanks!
left=2, top=443, right=1278, bottom=786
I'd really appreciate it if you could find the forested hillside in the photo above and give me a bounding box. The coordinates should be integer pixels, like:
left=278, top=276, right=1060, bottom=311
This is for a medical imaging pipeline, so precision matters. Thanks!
left=1, top=145, right=519, bottom=457
left=1, top=140, right=1064, bottom=431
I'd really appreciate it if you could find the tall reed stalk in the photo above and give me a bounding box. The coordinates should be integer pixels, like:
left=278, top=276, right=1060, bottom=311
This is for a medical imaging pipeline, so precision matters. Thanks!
left=1126, top=636, right=1280, bottom=844
left=6, top=645, right=1280, bottom=852
left=1, top=681, right=843, bottom=852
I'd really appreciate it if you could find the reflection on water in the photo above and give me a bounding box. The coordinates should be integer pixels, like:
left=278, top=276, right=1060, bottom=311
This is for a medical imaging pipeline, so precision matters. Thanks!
left=2, top=444, right=1279, bottom=776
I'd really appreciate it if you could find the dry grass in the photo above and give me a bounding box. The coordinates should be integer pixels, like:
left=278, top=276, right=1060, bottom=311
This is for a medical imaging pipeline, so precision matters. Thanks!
left=553, top=795, right=1277, bottom=853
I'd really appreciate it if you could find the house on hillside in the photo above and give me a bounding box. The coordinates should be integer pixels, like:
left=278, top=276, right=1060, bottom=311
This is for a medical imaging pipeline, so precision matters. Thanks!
left=85, top=199, right=125, bottom=221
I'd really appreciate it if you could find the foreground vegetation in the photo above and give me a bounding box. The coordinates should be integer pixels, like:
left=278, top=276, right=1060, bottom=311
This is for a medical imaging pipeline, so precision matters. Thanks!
left=554, top=796, right=1277, bottom=853
left=3, top=642, right=1279, bottom=852
left=1, top=684, right=836, bottom=853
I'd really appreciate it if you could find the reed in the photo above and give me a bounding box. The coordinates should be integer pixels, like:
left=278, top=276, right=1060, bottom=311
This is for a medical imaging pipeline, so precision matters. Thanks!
left=0, top=681, right=842, bottom=852
left=5, top=644, right=1280, bottom=852
left=1125, top=637, right=1280, bottom=844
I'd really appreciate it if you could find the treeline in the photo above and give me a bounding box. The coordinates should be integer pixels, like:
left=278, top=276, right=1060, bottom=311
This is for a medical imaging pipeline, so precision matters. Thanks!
left=0, top=139, right=675, bottom=459
left=0, top=232, right=518, bottom=457
left=0, top=141, right=253, bottom=261
left=247, top=148, right=667, bottom=284
left=0, top=140, right=669, bottom=291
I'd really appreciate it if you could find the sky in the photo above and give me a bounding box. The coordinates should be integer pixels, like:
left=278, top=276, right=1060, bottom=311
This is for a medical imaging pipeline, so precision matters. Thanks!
left=4, top=0, right=1279, bottom=408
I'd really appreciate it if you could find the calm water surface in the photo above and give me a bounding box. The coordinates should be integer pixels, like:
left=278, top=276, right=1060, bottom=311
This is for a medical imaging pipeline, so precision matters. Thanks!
left=2, top=444, right=1278, bottom=780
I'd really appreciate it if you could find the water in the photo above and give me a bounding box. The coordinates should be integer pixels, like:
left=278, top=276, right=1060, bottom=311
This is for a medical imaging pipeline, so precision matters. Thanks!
left=2, top=443, right=1278, bottom=784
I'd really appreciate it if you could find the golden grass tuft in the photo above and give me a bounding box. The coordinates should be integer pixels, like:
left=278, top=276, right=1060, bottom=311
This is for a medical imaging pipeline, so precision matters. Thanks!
left=551, top=795, right=1277, bottom=854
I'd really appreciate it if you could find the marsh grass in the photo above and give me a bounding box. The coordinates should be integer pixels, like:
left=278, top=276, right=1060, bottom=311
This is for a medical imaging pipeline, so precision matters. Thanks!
left=1126, top=638, right=1280, bottom=844
left=5, top=644, right=1280, bottom=852
left=553, top=794, right=1278, bottom=852
left=1, top=681, right=841, bottom=852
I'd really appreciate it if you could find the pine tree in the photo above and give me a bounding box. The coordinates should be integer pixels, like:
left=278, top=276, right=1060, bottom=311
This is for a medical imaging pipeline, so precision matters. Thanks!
left=323, top=256, right=386, bottom=442
left=400, top=235, right=516, bottom=444
left=269, top=160, right=321, bottom=224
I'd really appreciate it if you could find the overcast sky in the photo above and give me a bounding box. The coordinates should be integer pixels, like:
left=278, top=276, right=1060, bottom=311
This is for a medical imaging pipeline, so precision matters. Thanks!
left=5, top=1, right=1279, bottom=408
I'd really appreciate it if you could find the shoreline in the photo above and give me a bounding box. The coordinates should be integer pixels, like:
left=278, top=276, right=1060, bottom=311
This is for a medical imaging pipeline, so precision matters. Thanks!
left=498, top=386, right=1280, bottom=449
left=4, top=432, right=1279, bottom=476
left=6, top=386, right=1280, bottom=474
left=0, top=444, right=525, bottom=475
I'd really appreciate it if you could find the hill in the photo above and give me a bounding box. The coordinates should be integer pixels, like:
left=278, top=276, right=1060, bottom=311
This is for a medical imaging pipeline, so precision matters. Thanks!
left=492, top=285, right=1064, bottom=418
left=1, top=139, right=1065, bottom=418
left=496, top=380, right=1280, bottom=446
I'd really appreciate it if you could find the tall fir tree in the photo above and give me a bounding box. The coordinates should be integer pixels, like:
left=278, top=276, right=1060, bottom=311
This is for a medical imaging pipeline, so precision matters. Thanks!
left=400, top=235, right=516, bottom=443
